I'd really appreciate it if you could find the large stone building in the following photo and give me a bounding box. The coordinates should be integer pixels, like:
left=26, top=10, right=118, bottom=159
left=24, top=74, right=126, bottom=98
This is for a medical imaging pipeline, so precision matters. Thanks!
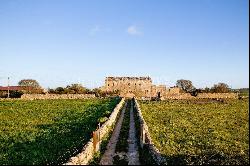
left=101, top=76, right=180, bottom=98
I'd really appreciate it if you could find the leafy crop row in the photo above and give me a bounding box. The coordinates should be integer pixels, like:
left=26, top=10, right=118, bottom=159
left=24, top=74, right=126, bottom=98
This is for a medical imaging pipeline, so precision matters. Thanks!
left=0, top=98, right=120, bottom=165
left=139, top=99, right=249, bottom=165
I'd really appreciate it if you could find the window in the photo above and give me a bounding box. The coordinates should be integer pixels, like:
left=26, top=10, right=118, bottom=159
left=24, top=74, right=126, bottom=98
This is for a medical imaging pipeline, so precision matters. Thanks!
left=128, top=83, right=130, bottom=86
left=108, top=84, right=109, bottom=86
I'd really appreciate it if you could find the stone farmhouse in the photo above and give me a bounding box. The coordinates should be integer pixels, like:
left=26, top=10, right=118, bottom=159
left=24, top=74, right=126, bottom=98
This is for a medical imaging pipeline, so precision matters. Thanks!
left=100, top=76, right=180, bottom=98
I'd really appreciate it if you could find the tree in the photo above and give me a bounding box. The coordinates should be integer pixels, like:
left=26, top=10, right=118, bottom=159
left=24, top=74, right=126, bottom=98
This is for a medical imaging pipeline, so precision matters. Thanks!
left=65, top=84, right=88, bottom=94
left=176, top=79, right=195, bottom=93
left=204, top=87, right=210, bottom=93
left=92, top=88, right=102, bottom=97
left=18, top=79, right=44, bottom=94
left=211, top=83, right=230, bottom=93
left=18, top=79, right=41, bottom=88
left=55, top=87, right=65, bottom=94
left=48, top=88, right=56, bottom=94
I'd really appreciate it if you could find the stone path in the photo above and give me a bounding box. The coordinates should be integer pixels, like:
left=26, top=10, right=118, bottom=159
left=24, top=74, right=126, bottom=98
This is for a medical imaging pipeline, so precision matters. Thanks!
left=99, top=99, right=140, bottom=165
left=99, top=102, right=127, bottom=165
left=127, top=101, right=140, bottom=165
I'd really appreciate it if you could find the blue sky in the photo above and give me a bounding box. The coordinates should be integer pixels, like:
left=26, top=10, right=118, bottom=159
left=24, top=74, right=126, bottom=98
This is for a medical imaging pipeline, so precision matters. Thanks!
left=0, top=0, right=249, bottom=89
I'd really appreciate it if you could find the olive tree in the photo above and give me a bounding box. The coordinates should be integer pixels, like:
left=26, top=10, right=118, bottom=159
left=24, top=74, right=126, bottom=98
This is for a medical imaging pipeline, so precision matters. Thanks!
left=176, top=79, right=195, bottom=93
left=211, top=83, right=230, bottom=93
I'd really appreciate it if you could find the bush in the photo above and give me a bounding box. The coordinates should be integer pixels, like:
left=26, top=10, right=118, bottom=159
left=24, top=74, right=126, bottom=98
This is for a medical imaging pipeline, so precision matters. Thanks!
left=10, top=91, right=24, bottom=98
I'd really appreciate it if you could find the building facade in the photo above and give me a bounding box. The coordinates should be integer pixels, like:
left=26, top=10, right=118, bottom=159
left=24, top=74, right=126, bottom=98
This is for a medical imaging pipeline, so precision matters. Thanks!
left=101, top=76, right=180, bottom=98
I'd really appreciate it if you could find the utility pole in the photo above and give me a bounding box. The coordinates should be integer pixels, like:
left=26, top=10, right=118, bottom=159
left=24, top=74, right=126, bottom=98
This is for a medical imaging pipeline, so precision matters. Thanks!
left=7, top=77, right=10, bottom=98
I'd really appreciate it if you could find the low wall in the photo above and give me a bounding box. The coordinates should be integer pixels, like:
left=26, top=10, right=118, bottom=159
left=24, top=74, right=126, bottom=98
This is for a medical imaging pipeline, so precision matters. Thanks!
left=196, top=93, right=238, bottom=99
left=21, top=94, right=96, bottom=100
left=64, top=98, right=125, bottom=165
left=133, top=98, right=166, bottom=165
left=163, top=93, right=238, bottom=100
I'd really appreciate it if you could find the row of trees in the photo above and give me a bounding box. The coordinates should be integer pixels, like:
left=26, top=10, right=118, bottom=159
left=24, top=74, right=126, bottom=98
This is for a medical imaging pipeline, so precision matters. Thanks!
left=176, top=79, right=232, bottom=96
left=48, top=84, right=91, bottom=94
left=48, top=85, right=119, bottom=97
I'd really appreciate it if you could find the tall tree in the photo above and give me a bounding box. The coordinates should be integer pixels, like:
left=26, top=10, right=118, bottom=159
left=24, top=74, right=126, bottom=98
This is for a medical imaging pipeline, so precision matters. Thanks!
left=176, top=79, right=195, bottom=92
left=18, top=79, right=41, bottom=88
left=211, top=83, right=230, bottom=93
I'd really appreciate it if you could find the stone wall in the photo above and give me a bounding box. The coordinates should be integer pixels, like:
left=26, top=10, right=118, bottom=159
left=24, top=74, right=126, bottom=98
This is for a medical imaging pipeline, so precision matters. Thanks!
left=133, top=98, right=166, bottom=165
left=64, top=98, right=125, bottom=165
left=103, top=77, right=153, bottom=97
left=161, top=93, right=238, bottom=100
left=196, top=93, right=238, bottom=99
left=21, top=94, right=96, bottom=100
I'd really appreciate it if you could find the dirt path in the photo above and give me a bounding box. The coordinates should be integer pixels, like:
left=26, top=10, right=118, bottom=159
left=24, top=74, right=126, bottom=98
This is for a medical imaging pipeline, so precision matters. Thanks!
left=99, top=102, right=127, bottom=165
left=99, top=99, right=140, bottom=165
left=127, top=100, right=140, bottom=165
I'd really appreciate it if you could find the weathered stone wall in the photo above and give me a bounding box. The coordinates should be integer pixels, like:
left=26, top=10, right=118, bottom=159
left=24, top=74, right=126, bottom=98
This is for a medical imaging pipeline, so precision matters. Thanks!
left=103, top=77, right=153, bottom=97
left=133, top=98, right=166, bottom=165
left=21, top=94, right=96, bottom=100
left=166, top=87, right=180, bottom=94
left=64, top=98, right=125, bottom=165
left=161, top=93, right=238, bottom=100
left=102, top=76, right=180, bottom=98
left=196, top=93, right=238, bottom=99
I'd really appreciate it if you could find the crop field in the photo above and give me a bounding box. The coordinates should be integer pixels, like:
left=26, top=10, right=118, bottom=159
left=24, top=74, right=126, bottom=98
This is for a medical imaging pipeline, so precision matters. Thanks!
left=0, top=97, right=120, bottom=165
left=139, top=99, right=249, bottom=165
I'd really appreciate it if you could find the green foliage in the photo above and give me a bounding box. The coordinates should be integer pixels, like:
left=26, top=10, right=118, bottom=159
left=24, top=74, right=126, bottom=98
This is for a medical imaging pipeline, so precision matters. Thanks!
left=0, top=98, right=120, bottom=165
left=176, top=79, right=195, bottom=93
left=65, top=84, right=89, bottom=94
left=0, top=90, right=24, bottom=98
left=211, top=83, right=231, bottom=93
left=115, top=100, right=130, bottom=153
left=139, top=99, right=249, bottom=165
left=18, top=79, right=41, bottom=88
left=48, top=84, right=90, bottom=94
left=234, top=88, right=249, bottom=97
left=9, top=90, right=24, bottom=98
left=55, top=87, right=65, bottom=94
left=17, top=79, right=44, bottom=94
left=98, top=117, right=108, bottom=124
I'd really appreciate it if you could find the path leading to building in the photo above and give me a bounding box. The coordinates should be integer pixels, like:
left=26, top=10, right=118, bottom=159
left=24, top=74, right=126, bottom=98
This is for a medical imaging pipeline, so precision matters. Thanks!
left=127, top=100, right=140, bottom=165
left=99, top=99, right=140, bottom=165
left=99, top=102, right=127, bottom=165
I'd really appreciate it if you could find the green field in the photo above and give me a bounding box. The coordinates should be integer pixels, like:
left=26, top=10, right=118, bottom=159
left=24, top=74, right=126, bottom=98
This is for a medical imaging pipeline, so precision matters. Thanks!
left=0, top=98, right=120, bottom=165
left=139, top=99, right=249, bottom=165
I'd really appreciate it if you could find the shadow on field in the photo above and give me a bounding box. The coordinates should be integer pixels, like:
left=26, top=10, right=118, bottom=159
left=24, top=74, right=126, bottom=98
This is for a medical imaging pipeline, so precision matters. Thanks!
left=161, top=152, right=249, bottom=165
left=139, top=144, right=249, bottom=165
left=2, top=120, right=97, bottom=165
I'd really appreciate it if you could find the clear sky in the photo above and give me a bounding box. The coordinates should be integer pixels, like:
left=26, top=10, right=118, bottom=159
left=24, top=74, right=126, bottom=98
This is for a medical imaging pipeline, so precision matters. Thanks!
left=0, top=0, right=249, bottom=89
